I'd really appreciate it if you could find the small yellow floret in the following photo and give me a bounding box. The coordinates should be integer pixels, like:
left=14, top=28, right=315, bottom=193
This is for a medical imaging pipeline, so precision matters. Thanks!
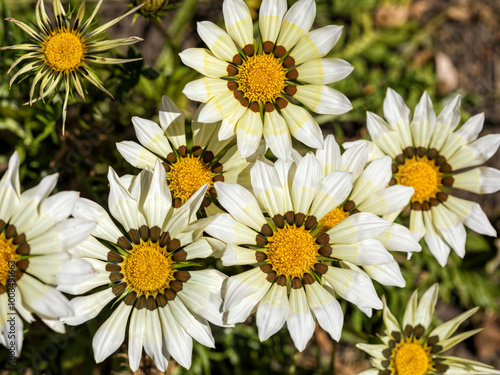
left=266, top=225, right=319, bottom=278
left=0, top=233, right=17, bottom=286
left=123, top=242, right=175, bottom=295
left=319, top=207, right=349, bottom=233
left=394, top=343, right=430, bottom=375
left=168, top=155, right=213, bottom=202
left=238, top=54, right=287, bottom=104
left=44, top=31, right=84, bottom=71
left=396, top=157, right=441, bottom=203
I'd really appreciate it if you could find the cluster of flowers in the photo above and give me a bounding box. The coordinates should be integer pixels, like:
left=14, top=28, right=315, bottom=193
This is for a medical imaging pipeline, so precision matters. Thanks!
left=2, top=0, right=500, bottom=373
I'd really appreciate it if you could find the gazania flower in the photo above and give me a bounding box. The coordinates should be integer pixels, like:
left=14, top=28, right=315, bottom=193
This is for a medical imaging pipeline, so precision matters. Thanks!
left=179, top=0, right=353, bottom=159
left=1, top=0, right=143, bottom=129
left=62, top=161, right=226, bottom=371
left=0, top=152, right=95, bottom=357
left=357, top=284, right=500, bottom=375
left=345, top=89, right=500, bottom=266
left=205, top=154, right=412, bottom=350
left=132, top=0, right=172, bottom=19
left=309, top=135, right=421, bottom=288
left=117, top=96, right=262, bottom=216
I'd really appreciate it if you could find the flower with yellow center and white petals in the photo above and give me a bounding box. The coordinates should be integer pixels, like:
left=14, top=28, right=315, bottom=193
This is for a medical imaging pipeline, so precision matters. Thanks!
left=62, top=160, right=227, bottom=372
left=1, top=0, right=143, bottom=130
left=117, top=96, right=264, bottom=216
left=357, top=284, right=500, bottom=375
left=179, top=0, right=353, bottom=160
left=344, top=88, right=500, bottom=266
left=0, top=152, right=95, bottom=357
left=206, top=153, right=402, bottom=351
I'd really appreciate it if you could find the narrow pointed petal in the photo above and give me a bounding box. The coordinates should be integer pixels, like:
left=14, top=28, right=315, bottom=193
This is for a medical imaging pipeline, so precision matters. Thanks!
left=296, top=58, right=354, bottom=84
left=277, top=0, right=316, bottom=50
left=237, top=110, right=263, bottom=159
left=263, top=110, right=292, bottom=160
left=259, top=0, right=287, bottom=43
left=294, top=84, right=352, bottom=115
left=292, top=25, right=343, bottom=65
left=287, top=287, right=315, bottom=351
left=282, top=103, right=323, bottom=149
left=223, top=0, right=253, bottom=48
left=256, top=283, right=288, bottom=341
left=305, top=282, right=343, bottom=341
left=179, top=48, right=229, bottom=78
left=198, top=20, right=239, bottom=61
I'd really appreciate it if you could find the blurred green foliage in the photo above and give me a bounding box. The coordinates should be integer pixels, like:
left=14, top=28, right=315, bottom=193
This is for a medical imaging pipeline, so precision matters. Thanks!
left=0, top=0, right=498, bottom=374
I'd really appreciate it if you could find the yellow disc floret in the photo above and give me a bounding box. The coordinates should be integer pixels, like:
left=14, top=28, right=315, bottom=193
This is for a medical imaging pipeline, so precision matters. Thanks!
left=44, top=31, right=85, bottom=72
left=394, top=343, right=430, bottom=375
left=396, top=157, right=441, bottom=203
left=123, top=242, right=175, bottom=296
left=168, top=155, right=213, bottom=202
left=0, top=233, right=17, bottom=286
left=238, top=54, right=287, bottom=104
left=319, top=207, right=349, bottom=233
left=266, top=225, right=319, bottom=279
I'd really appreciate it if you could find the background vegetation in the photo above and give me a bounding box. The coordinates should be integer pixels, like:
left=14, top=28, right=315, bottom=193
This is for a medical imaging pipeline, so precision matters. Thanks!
left=0, top=0, right=499, bottom=373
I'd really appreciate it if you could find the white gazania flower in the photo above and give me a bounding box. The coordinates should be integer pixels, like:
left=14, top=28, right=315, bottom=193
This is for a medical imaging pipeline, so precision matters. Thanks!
left=357, top=284, right=500, bottom=375
left=1, top=0, right=142, bottom=129
left=62, top=160, right=226, bottom=372
left=179, top=0, right=353, bottom=159
left=117, top=96, right=262, bottom=217
left=206, top=154, right=401, bottom=351
left=304, top=134, right=421, bottom=288
left=345, top=89, right=500, bottom=266
left=0, top=152, right=95, bottom=357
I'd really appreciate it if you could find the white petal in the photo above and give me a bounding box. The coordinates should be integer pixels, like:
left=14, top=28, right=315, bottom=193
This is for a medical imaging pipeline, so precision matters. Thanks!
left=263, top=110, right=292, bottom=160
left=376, top=223, right=421, bottom=253
left=259, top=0, right=287, bottom=43
left=17, top=274, right=73, bottom=319
left=453, top=113, right=484, bottom=143
left=453, top=167, right=500, bottom=194
left=184, top=238, right=213, bottom=260
left=205, top=213, right=257, bottom=244
left=423, top=210, right=450, bottom=266
left=142, top=159, right=172, bottom=228
left=315, top=134, right=341, bottom=177
left=414, top=284, right=438, bottom=329
left=221, top=243, right=258, bottom=266
left=183, top=77, right=229, bottom=103
left=305, top=282, right=343, bottom=341
left=340, top=142, right=369, bottom=182
left=223, top=0, right=253, bottom=48
left=237, top=110, right=263, bottom=159
left=0, top=151, right=20, bottom=222
left=430, top=95, right=461, bottom=150
left=363, top=261, right=405, bottom=287
left=410, top=92, right=436, bottom=148
left=349, top=156, right=392, bottom=205
left=158, top=305, right=193, bottom=369
left=286, top=287, right=315, bottom=351
left=296, top=58, right=354, bottom=84
left=292, top=25, right=343, bottom=65
left=431, top=205, right=466, bottom=258
left=128, top=308, right=146, bottom=372
left=72, top=198, right=123, bottom=243
left=276, top=0, right=316, bottom=50
left=131, top=116, right=173, bottom=157
left=331, top=239, right=393, bottom=266
left=365, top=112, right=402, bottom=158
left=179, top=48, right=228, bottom=78
left=444, top=195, right=496, bottom=237
left=256, top=283, right=288, bottom=341
left=409, top=209, right=426, bottom=241
left=322, top=267, right=383, bottom=309
left=282, top=103, right=323, bottom=149
left=383, top=88, right=411, bottom=147
left=169, top=297, right=214, bottom=348
left=291, top=153, right=322, bottom=214
left=116, top=141, right=158, bottom=169
left=158, top=96, right=187, bottom=150
left=310, top=171, right=352, bottom=221
left=199, top=91, right=240, bottom=123
left=144, top=309, right=169, bottom=371
left=197, top=20, right=238, bottom=61
left=449, top=134, right=500, bottom=169
left=327, top=212, right=391, bottom=244
left=294, top=84, right=352, bottom=115
left=357, top=185, right=413, bottom=216
left=63, top=288, right=115, bottom=326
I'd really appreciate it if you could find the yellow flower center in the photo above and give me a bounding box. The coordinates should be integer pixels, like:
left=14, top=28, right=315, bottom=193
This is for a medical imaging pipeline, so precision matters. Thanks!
left=319, top=207, right=349, bottom=233
left=266, top=225, right=319, bottom=279
left=394, top=343, right=430, bottom=375
left=168, top=155, right=214, bottom=202
left=123, top=242, right=175, bottom=295
left=44, top=31, right=85, bottom=72
left=396, top=157, right=441, bottom=203
left=237, top=54, right=287, bottom=104
left=0, top=233, right=17, bottom=286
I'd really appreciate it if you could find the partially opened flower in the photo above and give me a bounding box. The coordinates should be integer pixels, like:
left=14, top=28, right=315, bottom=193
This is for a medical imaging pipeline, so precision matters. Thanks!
left=0, top=152, right=95, bottom=357
left=205, top=154, right=412, bottom=350
left=180, top=0, right=353, bottom=159
left=62, top=161, right=226, bottom=372
left=357, top=284, right=500, bottom=375
left=1, top=0, right=143, bottom=129
left=309, top=135, right=421, bottom=288
left=345, top=89, right=500, bottom=266
left=117, top=96, right=262, bottom=216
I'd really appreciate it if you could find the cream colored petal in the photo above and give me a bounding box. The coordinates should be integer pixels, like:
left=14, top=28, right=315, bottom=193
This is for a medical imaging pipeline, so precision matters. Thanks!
left=410, top=91, right=436, bottom=149
left=199, top=91, right=241, bottom=123
left=294, top=84, right=352, bottom=115
left=223, top=0, right=253, bottom=48
left=131, top=116, right=173, bottom=157
left=183, top=77, right=229, bottom=103
left=292, top=25, right=343, bottom=65
left=263, top=110, right=292, bottom=160
left=287, top=286, right=315, bottom=351
left=282, top=103, right=323, bottom=149
left=116, top=141, right=158, bottom=169
left=259, top=0, right=287, bottom=43
left=276, top=0, right=316, bottom=50
left=237, top=110, right=263, bottom=159
left=197, top=20, right=239, bottom=61
left=297, top=58, right=354, bottom=84
left=179, top=48, right=228, bottom=78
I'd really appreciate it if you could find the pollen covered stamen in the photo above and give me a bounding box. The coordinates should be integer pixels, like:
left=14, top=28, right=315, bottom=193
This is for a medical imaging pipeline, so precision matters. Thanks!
left=396, top=157, right=442, bottom=203
left=0, top=233, right=17, bottom=286
left=44, top=31, right=84, bottom=71
left=319, top=207, right=349, bottom=233
left=168, top=155, right=214, bottom=202
left=123, top=242, right=175, bottom=296
left=394, top=343, right=430, bottom=375
left=237, top=54, right=287, bottom=105
left=265, top=224, right=319, bottom=279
